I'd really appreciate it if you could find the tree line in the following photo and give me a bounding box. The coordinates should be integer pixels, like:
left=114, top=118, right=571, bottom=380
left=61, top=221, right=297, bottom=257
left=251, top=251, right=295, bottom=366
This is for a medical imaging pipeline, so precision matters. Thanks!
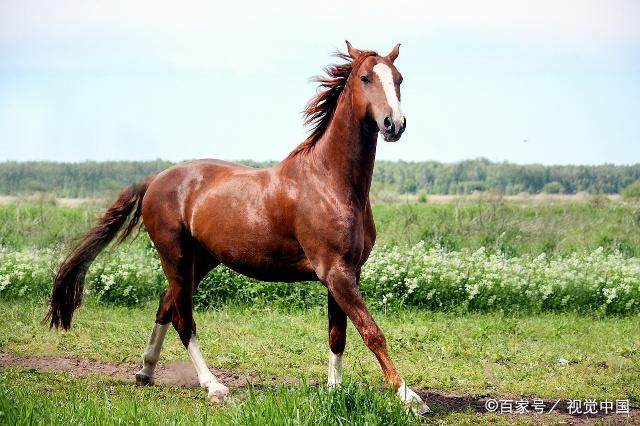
left=0, top=159, right=638, bottom=198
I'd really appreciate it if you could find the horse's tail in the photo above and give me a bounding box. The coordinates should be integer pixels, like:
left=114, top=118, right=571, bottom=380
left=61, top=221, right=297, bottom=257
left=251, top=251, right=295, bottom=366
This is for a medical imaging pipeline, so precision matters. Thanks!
left=45, top=176, right=155, bottom=330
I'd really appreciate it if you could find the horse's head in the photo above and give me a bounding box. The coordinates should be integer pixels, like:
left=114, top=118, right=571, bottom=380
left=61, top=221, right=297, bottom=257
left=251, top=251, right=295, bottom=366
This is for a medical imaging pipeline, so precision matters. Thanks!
left=347, top=41, right=406, bottom=142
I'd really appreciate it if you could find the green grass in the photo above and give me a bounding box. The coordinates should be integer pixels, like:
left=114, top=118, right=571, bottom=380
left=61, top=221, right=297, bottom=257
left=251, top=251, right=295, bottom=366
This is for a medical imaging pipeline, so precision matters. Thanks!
left=3, top=199, right=640, bottom=257
left=1, top=198, right=639, bottom=424
left=2, top=300, right=637, bottom=425
left=0, top=368, right=536, bottom=425
left=8, top=301, right=631, bottom=425
left=1, top=300, right=638, bottom=403
left=0, top=200, right=102, bottom=249
left=1, top=370, right=443, bottom=426
left=374, top=200, right=640, bottom=256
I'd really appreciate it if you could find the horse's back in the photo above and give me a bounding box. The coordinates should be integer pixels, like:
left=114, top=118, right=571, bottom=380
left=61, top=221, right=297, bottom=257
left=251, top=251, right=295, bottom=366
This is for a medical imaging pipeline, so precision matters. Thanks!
left=140, top=159, right=313, bottom=280
left=147, top=158, right=258, bottom=194
left=141, top=159, right=259, bottom=232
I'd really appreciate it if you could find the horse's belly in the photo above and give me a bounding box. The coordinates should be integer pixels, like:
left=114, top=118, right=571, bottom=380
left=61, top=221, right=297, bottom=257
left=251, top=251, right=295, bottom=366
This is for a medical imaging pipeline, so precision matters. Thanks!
left=211, top=240, right=317, bottom=282
left=223, top=260, right=318, bottom=282
left=189, top=177, right=317, bottom=282
left=195, top=220, right=317, bottom=282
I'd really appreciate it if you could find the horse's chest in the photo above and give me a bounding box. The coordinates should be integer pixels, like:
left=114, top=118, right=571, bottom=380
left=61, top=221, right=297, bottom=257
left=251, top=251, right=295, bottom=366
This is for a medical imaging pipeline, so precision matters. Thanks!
left=359, top=216, right=376, bottom=267
left=329, top=210, right=376, bottom=267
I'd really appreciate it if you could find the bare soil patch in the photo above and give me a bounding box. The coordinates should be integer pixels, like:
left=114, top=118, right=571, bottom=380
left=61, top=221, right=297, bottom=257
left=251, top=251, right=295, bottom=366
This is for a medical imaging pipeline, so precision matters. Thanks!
left=421, top=391, right=638, bottom=425
left=1, top=351, right=636, bottom=424
left=0, top=351, right=298, bottom=389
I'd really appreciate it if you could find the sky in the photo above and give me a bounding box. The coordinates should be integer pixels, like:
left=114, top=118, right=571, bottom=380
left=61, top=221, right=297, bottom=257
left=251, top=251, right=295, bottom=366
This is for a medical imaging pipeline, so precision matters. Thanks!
left=0, top=0, right=638, bottom=165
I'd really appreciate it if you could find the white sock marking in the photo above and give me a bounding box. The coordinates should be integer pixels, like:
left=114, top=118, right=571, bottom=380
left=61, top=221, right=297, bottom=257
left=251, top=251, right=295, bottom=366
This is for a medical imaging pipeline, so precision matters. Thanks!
left=187, top=336, right=217, bottom=387
left=327, top=350, right=343, bottom=387
left=187, top=336, right=229, bottom=403
left=397, top=379, right=424, bottom=405
left=137, top=323, right=169, bottom=378
left=373, top=62, right=403, bottom=122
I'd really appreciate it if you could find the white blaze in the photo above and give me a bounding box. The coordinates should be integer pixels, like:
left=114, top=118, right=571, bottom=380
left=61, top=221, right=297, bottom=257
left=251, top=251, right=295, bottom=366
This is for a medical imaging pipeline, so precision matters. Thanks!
left=373, top=63, right=402, bottom=122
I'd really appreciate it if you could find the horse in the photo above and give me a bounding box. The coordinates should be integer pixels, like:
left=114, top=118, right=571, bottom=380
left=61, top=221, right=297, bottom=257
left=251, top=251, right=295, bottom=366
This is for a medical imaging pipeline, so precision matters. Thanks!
left=46, top=41, right=430, bottom=414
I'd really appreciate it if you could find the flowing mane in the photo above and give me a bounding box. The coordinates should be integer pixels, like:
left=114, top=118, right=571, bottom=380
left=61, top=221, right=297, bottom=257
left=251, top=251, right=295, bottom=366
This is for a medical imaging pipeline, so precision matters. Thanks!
left=289, top=50, right=378, bottom=157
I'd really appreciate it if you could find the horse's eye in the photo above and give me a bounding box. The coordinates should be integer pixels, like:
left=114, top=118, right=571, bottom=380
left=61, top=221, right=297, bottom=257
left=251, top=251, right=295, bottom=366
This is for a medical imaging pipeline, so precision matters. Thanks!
left=398, top=76, right=403, bottom=84
left=360, top=75, right=370, bottom=83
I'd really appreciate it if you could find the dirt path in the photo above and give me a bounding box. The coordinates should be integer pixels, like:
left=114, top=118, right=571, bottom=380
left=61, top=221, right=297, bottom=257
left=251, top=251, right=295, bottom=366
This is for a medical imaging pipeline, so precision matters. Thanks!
left=1, top=351, right=637, bottom=424
left=0, top=351, right=297, bottom=389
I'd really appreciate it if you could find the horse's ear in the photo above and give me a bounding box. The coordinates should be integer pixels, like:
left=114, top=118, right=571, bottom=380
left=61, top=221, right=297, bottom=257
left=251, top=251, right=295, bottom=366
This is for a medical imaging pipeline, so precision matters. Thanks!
left=345, top=40, right=362, bottom=59
left=386, top=43, right=401, bottom=63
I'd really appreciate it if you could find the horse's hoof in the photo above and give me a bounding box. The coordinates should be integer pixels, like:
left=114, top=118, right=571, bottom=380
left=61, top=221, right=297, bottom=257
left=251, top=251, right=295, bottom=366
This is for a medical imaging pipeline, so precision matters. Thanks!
left=135, top=372, right=154, bottom=386
left=207, top=383, right=229, bottom=404
left=414, top=403, right=431, bottom=416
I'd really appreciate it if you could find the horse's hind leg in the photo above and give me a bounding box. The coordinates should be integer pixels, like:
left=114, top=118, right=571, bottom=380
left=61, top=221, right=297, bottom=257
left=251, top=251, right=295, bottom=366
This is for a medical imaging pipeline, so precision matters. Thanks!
left=135, top=290, right=172, bottom=385
left=178, top=247, right=228, bottom=403
left=136, top=231, right=226, bottom=402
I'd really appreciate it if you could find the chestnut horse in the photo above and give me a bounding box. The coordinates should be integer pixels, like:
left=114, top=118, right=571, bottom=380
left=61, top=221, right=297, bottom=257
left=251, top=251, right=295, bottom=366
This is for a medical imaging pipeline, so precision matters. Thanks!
left=46, top=41, right=429, bottom=414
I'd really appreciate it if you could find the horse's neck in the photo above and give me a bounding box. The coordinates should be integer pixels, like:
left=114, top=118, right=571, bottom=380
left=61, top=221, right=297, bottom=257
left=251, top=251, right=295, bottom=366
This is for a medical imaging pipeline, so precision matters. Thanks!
left=307, top=89, right=378, bottom=204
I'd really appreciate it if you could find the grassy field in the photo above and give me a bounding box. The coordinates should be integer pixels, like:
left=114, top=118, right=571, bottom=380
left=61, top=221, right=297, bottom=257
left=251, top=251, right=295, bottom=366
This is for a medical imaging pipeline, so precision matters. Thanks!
left=374, top=199, right=640, bottom=256
left=2, top=197, right=640, bottom=256
left=1, top=199, right=639, bottom=424
left=1, top=300, right=639, bottom=424
left=0, top=371, right=427, bottom=426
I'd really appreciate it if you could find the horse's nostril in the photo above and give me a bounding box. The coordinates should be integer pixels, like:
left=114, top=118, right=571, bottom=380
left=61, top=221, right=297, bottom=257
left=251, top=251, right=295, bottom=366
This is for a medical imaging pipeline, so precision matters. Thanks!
left=403, top=117, right=406, bottom=130
left=384, top=117, right=392, bottom=129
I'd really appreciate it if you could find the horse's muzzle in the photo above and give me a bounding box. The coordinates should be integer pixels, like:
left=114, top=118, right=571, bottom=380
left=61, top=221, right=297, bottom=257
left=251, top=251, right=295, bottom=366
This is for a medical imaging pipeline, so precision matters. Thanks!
left=382, top=116, right=406, bottom=142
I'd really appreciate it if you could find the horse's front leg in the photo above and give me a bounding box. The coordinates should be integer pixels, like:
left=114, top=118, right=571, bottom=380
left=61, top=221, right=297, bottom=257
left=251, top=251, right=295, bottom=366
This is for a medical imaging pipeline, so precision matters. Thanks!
left=322, top=261, right=430, bottom=414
